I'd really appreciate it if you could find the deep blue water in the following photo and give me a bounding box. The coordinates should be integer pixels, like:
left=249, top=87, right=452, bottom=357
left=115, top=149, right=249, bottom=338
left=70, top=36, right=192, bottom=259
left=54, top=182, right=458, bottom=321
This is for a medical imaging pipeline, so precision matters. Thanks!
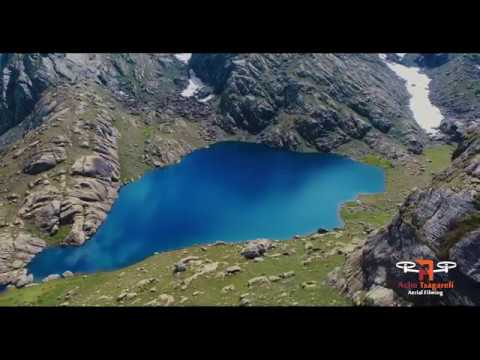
left=27, top=142, right=385, bottom=280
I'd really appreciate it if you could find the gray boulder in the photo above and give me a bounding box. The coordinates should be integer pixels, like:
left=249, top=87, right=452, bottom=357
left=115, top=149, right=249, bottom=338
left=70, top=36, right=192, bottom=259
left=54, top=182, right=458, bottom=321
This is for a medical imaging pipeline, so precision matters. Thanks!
left=364, top=286, right=395, bottom=306
left=42, top=274, right=61, bottom=282
left=23, top=147, right=66, bottom=174
left=240, top=239, right=274, bottom=259
left=62, top=271, right=74, bottom=278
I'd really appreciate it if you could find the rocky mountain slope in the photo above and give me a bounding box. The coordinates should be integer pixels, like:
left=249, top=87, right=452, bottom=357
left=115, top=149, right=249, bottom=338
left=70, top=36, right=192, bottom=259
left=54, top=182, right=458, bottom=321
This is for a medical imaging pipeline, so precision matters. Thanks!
left=0, top=52, right=453, bottom=293
left=335, top=119, right=480, bottom=306
left=0, top=53, right=209, bottom=148
left=328, top=54, right=480, bottom=306
left=0, top=54, right=221, bottom=287
left=191, top=53, right=428, bottom=156
left=401, top=53, right=480, bottom=141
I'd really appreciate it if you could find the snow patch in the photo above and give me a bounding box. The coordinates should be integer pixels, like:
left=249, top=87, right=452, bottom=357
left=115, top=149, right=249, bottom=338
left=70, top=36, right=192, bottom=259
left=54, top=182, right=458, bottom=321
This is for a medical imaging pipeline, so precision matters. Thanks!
left=174, top=53, right=192, bottom=64
left=379, top=54, right=444, bottom=134
left=181, top=70, right=206, bottom=97
left=198, top=94, right=214, bottom=103
left=396, top=53, right=407, bottom=59
left=65, top=53, right=89, bottom=63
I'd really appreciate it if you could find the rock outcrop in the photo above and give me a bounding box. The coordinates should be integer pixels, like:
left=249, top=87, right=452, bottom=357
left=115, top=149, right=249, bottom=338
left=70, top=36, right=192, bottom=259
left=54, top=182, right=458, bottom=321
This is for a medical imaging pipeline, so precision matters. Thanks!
left=240, top=239, right=275, bottom=259
left=23, top=144, right=67, bottom=175
left=0, top=231, right=46, bottom=287
left=146, top=137, right=194, bottom=168
left=338, top=128, right=480, bottom=305
left=21, top=104, right=121, bottom=245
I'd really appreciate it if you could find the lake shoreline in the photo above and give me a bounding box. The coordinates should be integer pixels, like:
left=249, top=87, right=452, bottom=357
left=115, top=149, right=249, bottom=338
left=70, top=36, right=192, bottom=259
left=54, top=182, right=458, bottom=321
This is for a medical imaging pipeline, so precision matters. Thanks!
left=25, top=142, right=385, bottom=281
left=0, top=137, right=388, bottom=292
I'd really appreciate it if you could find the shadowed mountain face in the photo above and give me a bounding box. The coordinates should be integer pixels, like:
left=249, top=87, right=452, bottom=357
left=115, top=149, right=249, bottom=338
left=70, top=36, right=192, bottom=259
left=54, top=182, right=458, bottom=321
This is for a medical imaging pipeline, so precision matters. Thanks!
left=427, top=54, right=480, bottom=140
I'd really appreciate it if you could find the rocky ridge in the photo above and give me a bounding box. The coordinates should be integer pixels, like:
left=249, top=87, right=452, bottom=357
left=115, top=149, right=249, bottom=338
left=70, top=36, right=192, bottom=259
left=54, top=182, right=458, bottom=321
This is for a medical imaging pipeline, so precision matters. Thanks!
left=335, top=127, right=480, bottom=305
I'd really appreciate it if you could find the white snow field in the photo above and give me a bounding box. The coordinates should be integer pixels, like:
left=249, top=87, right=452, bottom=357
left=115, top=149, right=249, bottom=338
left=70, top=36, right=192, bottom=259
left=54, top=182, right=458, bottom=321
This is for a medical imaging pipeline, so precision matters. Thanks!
left=380, top=54, right=443, bottom=134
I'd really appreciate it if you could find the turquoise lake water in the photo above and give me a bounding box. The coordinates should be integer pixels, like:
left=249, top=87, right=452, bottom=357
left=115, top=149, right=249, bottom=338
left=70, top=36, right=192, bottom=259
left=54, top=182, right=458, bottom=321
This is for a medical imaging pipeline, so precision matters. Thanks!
left=27, top=142, right=385, bottom=280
